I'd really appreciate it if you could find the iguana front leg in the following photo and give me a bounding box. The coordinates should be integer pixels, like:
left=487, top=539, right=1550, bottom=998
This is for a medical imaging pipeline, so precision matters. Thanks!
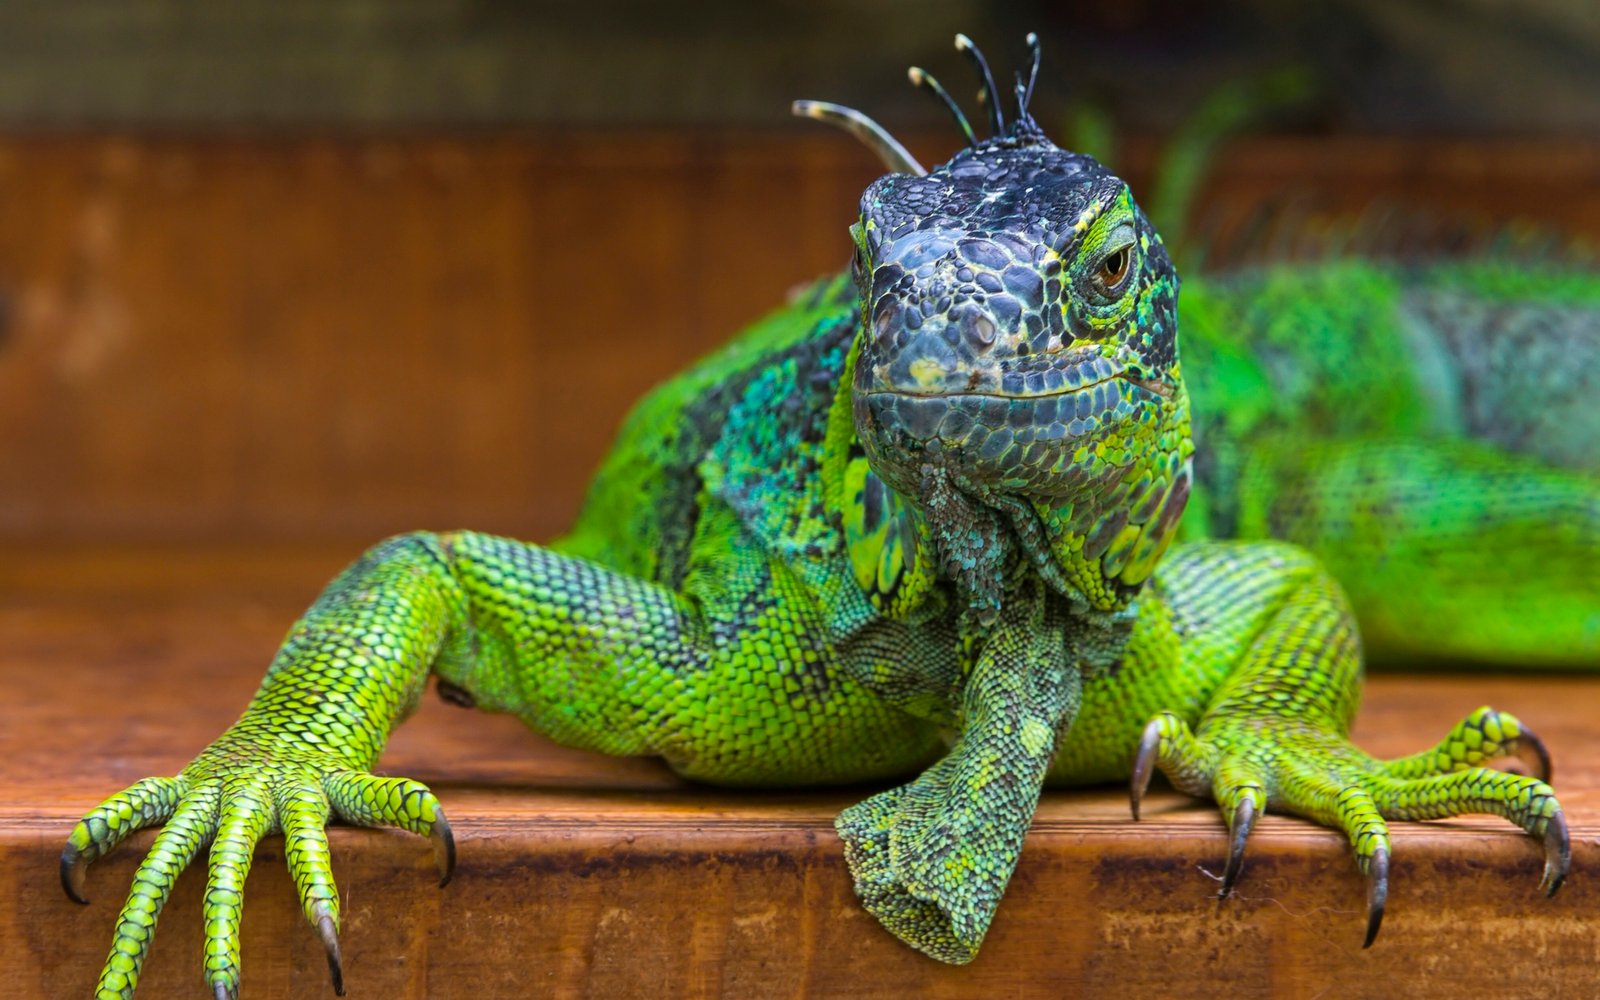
left=836, top=582, right=1082, bottom=964
left=66, top=527, right=940, bottom=998
left=1127, top=545, right=1570, bottom=942
left=65, top=533, right=468, bottom=1000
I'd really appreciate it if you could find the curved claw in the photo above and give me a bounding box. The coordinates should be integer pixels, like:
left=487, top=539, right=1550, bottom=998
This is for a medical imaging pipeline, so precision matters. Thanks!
left=316, top=906, right=345, bottom=996
left=1515, top=728, right=1553, bottom=784
left=1363, top=847, right=1389, bottom=949
left=62, top=774, right=185, bottom=909
left=1541, top=810, right=1570, bottom=896
left=1219, top=797, right=1257, bottom=898
left=59, top=844, right=89, bottom=904
left=1129, top=718, right=1162, bottom=822
left=432, top=809, right=457, bottom=887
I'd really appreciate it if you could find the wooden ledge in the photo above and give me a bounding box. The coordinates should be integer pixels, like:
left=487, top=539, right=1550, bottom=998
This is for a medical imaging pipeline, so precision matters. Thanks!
left=4, top=544, right=1597, bottom=998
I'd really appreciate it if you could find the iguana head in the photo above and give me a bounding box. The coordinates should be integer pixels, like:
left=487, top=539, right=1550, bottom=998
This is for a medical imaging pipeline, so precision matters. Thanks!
left=803, top=35, right=1192, bottom=617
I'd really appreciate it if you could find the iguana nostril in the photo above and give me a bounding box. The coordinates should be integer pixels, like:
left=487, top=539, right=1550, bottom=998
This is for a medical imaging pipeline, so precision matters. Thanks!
left=966, top=313, right=997, bottom=348
left=875, top=304, right=899, bottom=338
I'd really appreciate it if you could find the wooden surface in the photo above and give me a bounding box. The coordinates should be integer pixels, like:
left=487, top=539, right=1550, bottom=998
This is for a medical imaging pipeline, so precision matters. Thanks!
left=4, top=132, right=1599, bottom=997
left=2, top=133, right=1598, bottom=546
left=3, top=544, right=1598, bottom=998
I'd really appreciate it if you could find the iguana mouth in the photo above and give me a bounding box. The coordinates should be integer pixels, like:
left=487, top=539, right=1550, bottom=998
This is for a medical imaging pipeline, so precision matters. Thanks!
left=864, top=368, right=1172, bottom=401
left=1118, top=372, right=1174, bottom=399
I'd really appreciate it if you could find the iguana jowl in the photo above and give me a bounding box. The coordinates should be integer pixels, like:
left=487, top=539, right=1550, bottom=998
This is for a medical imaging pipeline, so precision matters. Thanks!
left=64, top=35, right=1572, bottom=999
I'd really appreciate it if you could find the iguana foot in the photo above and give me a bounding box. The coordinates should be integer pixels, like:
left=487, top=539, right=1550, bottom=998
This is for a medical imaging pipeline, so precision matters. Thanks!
left=1129, top=705, right=1569, bottom=946
left=64, top=758, right=452, bottom=999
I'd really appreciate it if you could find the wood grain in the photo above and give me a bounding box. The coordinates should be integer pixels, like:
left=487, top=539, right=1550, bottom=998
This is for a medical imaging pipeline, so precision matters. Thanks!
left=3, top=544, right=1598, bottom=998
left=5, top=135, right=1599, bottom=996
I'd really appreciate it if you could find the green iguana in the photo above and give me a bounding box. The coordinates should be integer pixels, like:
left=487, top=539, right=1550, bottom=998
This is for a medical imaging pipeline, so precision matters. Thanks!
left=63, top=35, right=1583, bottom=999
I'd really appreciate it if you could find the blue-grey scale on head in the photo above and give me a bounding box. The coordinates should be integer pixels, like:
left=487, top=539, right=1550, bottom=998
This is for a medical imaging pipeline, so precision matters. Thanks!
left=800, top=34, right=1191, bottom=624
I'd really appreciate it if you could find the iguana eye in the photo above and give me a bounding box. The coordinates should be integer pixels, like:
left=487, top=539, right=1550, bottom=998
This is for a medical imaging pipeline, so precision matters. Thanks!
left=1092, top=245, right=1133, bottom=297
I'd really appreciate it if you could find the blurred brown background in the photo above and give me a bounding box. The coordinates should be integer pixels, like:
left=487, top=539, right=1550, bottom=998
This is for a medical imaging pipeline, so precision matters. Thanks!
left=2, top=0, right=1598, bottom=549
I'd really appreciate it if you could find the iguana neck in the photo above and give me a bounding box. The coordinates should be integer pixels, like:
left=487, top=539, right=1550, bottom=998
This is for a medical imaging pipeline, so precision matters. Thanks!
left=1028, top=381, right=1196, bottom=612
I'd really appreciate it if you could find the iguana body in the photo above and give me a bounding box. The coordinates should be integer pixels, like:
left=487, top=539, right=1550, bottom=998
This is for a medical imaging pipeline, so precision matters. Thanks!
left=64, top=38, right=1576, bottom=999
left=1179, top=259, right=1600, bottom=665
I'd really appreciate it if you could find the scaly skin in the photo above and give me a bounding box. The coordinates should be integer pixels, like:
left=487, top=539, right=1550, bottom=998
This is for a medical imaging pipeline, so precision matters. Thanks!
left=65, top=37, right=1572, bottom=998
left=1179, top=260, right=1600, bottom=665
